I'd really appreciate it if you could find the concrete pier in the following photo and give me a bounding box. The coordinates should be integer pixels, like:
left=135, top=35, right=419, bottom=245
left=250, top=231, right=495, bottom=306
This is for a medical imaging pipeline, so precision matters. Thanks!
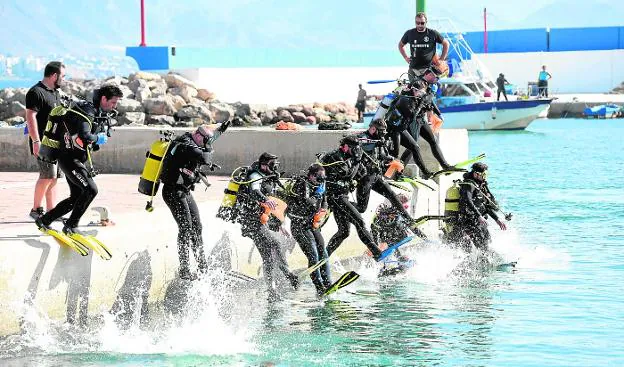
left=0, top=128, right=468, bottom=336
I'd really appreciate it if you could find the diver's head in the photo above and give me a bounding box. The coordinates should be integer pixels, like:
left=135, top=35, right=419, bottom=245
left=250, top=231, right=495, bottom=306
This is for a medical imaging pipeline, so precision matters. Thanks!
left=307, top=163, right=326, bottom=184
left=471, top=162, right=489, bottom=182
left=192, top=124, right=215, bottom=151
left=258, top=152, right=280, bottom=174
left=368, top=119, right=387, bottom=139
left=94, top=84, right=123, bottom=111
left=339, top=135, right=362, bottom=159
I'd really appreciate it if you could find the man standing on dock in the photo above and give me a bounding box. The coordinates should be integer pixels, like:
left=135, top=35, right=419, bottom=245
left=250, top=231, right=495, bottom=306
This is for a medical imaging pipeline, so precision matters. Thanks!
left=538, top=65, right=552, bottom=98
left=398, top=12, right=449, bottom=84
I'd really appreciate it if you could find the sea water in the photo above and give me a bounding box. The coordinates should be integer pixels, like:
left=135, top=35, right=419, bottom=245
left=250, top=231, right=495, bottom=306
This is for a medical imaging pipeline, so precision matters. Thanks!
left=1, top=118, right=623, bottom=366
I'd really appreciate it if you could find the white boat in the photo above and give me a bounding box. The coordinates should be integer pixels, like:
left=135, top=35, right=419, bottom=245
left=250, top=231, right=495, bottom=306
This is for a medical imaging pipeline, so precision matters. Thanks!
left=436, top=76, right=553, bottom=130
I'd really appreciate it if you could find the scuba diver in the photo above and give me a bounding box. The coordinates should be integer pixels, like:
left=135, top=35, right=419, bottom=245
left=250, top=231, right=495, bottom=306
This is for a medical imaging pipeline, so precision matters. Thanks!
left=371, top=193, right=412, bottom=248
left=159, top=121, right=230, bottom=280
left=399, top=68, right=459, bottom=175
left=35, top=85, right=123, bottom=237
left=355, top=119, right=426, bottom=240
left=320, top=135, right=384, bottom=260
left=444, top=162, right=508, bottom=251
left=285, top=163, right=332, bottom=296
left=385, top=68, right=459, bottom=179
left=236, top=152, right=299, bottom=300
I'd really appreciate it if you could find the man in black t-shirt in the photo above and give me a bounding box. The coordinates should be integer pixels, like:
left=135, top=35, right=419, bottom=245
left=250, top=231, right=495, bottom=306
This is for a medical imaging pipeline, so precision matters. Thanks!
left=398, top=12, right=449, bottom=83
left=25, top=61, right=65, bottom=220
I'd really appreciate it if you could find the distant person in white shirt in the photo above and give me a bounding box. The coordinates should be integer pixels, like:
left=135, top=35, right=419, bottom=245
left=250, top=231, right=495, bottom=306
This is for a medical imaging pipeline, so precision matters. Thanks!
left=538, top=65, right=552, bottom=98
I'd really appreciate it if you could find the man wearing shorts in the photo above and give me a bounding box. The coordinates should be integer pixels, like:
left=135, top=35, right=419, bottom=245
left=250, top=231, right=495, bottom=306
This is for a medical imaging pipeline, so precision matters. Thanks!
left=25, top=61, right=65, bottom=219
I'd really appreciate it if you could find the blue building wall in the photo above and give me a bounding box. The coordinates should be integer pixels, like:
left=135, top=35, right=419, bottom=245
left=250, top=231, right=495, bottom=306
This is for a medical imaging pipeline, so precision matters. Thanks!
left=549, top=26, right=620, bottom=51
left=127, top=26, right=624, bottom=71
left=463, top=26, right=624, bottom=53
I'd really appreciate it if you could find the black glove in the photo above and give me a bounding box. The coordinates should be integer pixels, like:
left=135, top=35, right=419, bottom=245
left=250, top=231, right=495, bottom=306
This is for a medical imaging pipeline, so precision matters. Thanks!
left=210, top=163, right=221, bottom=171
left=217, top=119, right=231, bottom=133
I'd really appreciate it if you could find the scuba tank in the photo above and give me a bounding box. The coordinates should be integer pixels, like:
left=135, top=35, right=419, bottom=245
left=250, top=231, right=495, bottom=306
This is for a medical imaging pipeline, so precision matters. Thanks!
left=38, top=103, right=95, bottom=164
left=444, top=180, right=462, bottom=235
left=444, top=180, right=461, bottom=218
left=372, top=93, right=396, bottom=121
left=216, top=166, right=249, bottom=222
left=138, top=130, right=174, bottom=212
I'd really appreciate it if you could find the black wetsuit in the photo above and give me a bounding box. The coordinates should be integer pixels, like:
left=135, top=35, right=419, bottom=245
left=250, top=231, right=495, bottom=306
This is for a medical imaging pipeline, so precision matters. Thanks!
left=38, top=101, right=103, bottom=229
left=356, top=130, right=413, bottom=221
left=287, top=175, right=331, bottom=294
left=449, top=173, right=500, bottom=250
left=398, top=85, right=451, bottom=172
left=236, top=163, right=298, bottom=295
left=320, top=149, right=382, bottom=259
left=160, top=132, right=213, bottom=276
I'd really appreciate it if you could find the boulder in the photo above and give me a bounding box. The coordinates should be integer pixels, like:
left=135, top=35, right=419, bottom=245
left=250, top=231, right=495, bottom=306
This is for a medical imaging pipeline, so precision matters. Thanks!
left=117, top=85, right=134, bottom=99
left=170, top=95, right=186, bottom=111
left=231, top=102, right=251, bottom=117
left=148, top=79, right=168, bottom=98
left=316, top=113, right=331, bottom=123
left=128, top=71, right=162, bottom=82
left=0, top=89, right=15, bottom=102
left=142, top=96, right=177, bottom=116
left=127, top=79, right=148, bottom=94
left=170, top=85, right=198, bottom=103
left=145, top=114, right=175, bottom=126
left=324, top=103, right=339, bottom=114
left=11, top=88, right=28, bottom=105
left=244, top=114, right=262, bottom=127
left=260, top=110, right=277, bottom=125
left=116, top=98, right=144, bottom=114
left=277, top=109, right=294, bottom=123
left=10, top=101, right=26, bottom=117
left=305, top=115, right=317, bottom=125
left=164, top=73, right=197, bottom=89
left=208, top=102, right=234, bottom=123
left=197, top=88, right=216, bottom=102
left=134, top=86, right=152, bottom=103
left=291, top=111, right=307, bottom=124
left=175, top=104, right=214, bottom=123
left=103, top=76, right=128, bottom=86
left=302, top=107, right=315, bottom=117
left=286, top=105, right=303, bottom=113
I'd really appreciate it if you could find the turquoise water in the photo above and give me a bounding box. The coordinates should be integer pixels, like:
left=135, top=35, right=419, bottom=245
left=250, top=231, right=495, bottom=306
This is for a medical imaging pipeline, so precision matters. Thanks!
left=2, top=118, right=624, bottom=366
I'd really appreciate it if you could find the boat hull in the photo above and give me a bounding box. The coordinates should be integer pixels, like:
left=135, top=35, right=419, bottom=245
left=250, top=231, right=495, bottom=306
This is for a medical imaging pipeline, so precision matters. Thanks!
left=439, top=99, right=552, bottom=131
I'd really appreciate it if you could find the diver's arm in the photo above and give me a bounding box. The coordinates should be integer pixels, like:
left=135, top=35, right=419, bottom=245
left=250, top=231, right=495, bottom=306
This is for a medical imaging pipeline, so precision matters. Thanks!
left=76, top=114, right=98, bottom=144
left=249, top=172, right=269, bottom=202
left=208, top=120, right=231, bottom=145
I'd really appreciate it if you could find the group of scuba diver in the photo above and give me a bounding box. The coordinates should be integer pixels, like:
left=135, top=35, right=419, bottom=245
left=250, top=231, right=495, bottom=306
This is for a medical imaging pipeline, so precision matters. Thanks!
left=31, top=69, right=511, bottom=301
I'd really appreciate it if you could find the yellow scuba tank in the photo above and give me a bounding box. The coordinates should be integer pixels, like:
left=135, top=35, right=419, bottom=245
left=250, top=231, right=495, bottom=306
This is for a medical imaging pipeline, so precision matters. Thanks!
left=216, top=166, right=248, bottom=222
left=444, top=180, right=461, bottom=218
left=138, top=131, right=174, bottom=212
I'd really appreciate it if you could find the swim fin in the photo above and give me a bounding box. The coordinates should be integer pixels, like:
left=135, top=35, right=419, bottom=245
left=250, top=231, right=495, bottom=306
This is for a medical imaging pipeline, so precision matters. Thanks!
left=40, top=228, right=89, bottom=256
left=322, top=271, right=360, bottom=297
left=377, top=236, right=414, bottom=261
left=67, top=232, right=112, bottom=260
left=298, top=256, right=330, bottom=279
